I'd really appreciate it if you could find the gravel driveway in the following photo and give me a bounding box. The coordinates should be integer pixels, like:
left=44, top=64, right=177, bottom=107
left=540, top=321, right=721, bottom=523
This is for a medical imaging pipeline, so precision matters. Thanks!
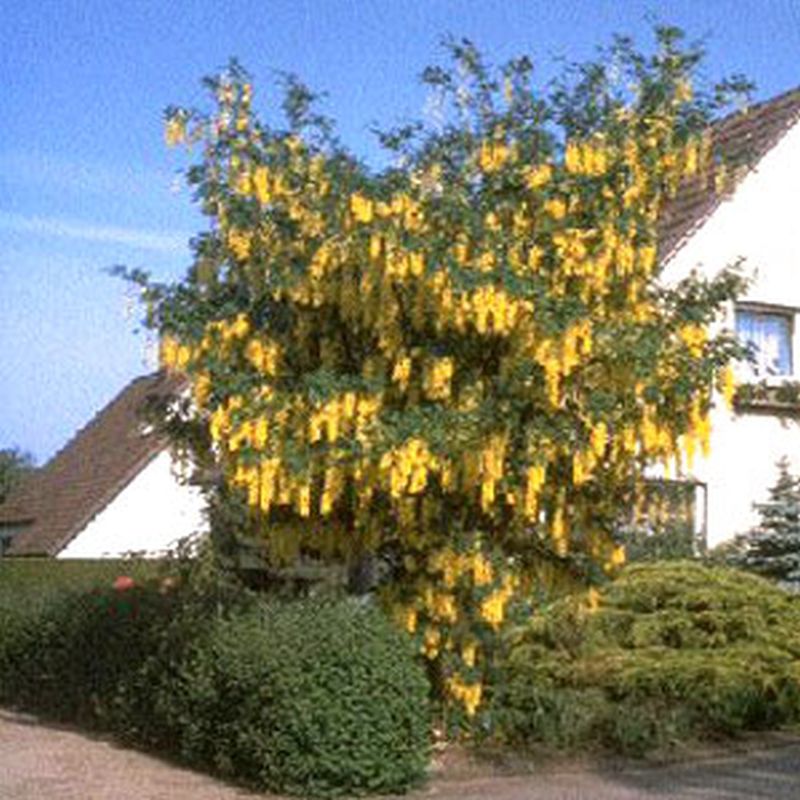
left=2, top=708, right=799, bottom=800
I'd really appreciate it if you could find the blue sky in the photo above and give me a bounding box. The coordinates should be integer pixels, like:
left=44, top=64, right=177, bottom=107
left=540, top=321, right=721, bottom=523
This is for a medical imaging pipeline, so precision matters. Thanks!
left=2, top=0, right=800, bottom=464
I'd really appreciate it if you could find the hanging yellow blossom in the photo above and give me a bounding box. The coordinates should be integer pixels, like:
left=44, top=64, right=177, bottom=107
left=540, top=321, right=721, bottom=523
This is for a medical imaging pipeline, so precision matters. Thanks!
left=153, top=51, right=745, bottom=728
left=164, top=115, right=186, bottom=147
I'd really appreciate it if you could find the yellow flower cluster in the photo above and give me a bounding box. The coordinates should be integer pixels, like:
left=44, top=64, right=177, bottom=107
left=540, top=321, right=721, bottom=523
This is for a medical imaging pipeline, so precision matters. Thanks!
left=544, top=198, right=567, bottom=219
left=396, top=605, right=418, bottom=634
left=720, top=365, right=736, bottom=410
left=391, top=355, right=412, bottom=389
left=678, top=323, right=707, bottom=357
left=230, top=457, right=315, bottom=517
left=639, top=406, right=677, bottom=460
left=571, top=422, right=610, bottom=486
left=227, top=228, right=252, bottom=260
left=461, top=640, right=478, bottom=668
left=479, top=573, right=518, bottom=630
left=385, top=244, right=425, bottom=279
left=465, top=285, right=528, bottom=335
left=350, top=191, right=425, bottom=234
left=320, top=464, right=344, bottom=515
left=533, top=322, right=593, bottom=407
left=551, top=499, right=569, bottom=556
left=231, top=458, right=278, bottom=511
left=422, top=626, right=441, bottom=660
left=423, top=357, right=454, bottom=400
left=446, top=675, right=482, bottom=717
left=159, top=335, right=192, bottom=371
left=251, top=166, right=276, bottom=205
left=209, top=394, right=243, bottom=443
left=193, top=372, right=212, bottom=407
left=203, top=313, right=251, bottom=347
left=164, top=115, right=186, bottom=147
left=607, top=544, right=626, bottom=570
left=564, top=138, right=609, bottom=176
left=245, top=338, right=280, bottom=375
left=308, top=392, right=378, bottom=445
left=423, top=586, right=458, bottom=623
left=524, top=162, right=553, bottom=189
left=685, top=398, right=712, bottom=465
left=479, top=434, right=507, bottom=512
left=380, top=438, right=439, bottom=497
left=228, top=416, right=270, bottom=452
left=478, top=139, right=513, bottom=173
left=590, top=421, right=608, bottom=457
left=572, top=449, right=596, bottom=486
left=428, top=546, right=495, bottom=589
left=349, top=192, right=374, bottom=223
left=388, top=541, right=523, bottom=717
left=524, top=463, right=547, bottom=519
left=386, top=192, right=424, bottom=231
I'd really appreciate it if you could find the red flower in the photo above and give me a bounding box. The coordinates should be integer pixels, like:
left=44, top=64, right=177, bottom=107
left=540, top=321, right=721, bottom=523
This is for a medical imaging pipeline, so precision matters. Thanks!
left=113, top=575, right=136, bottom=592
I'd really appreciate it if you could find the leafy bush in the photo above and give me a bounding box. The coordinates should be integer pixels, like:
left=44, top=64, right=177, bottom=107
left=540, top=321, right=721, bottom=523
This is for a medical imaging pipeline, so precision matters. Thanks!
left=163, top=599, right=430, bottom=797
left=495, top=562, right=800, bottom=755
left=0, top=577, right=430, bottom=797
left=0, top=559, right=165, bottom=715
left=0, top=575, right=215, bottom=722
left=0, top=558, right=161, bottom=615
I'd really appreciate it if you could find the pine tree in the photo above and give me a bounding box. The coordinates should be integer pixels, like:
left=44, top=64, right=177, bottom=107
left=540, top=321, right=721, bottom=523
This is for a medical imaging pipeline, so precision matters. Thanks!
left=739, top=459, right=800, bottom=587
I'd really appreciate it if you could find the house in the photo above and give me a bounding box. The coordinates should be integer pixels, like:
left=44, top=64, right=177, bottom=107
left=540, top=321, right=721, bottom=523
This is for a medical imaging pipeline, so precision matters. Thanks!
left=2, top=87, right=799, bottom=558
left=0, top=371, right=207, bottom=558
left=659, top=85, right=800, bottom=548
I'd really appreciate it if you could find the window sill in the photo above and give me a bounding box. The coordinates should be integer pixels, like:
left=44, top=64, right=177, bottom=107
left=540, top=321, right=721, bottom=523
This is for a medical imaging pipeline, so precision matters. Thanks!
left=734, top=380, right=800, bottom=414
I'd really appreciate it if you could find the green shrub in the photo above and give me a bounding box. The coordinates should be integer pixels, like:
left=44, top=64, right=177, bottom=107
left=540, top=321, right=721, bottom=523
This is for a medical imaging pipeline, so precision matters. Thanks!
left=0, top=561, right=162, bottom=715
left=495, top=562, right=800, bottom=755
left=165, top=599, right=431, bottom=797
left=0, top=559, right=161, bottom=607
left=0, top=578, right=430, bottom=797
left=0, top=577, right=207, bottom=722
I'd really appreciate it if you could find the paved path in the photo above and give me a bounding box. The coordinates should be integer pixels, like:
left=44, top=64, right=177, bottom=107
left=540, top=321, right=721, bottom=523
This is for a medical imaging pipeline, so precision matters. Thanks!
left=2, top=709, right=799, bottom=799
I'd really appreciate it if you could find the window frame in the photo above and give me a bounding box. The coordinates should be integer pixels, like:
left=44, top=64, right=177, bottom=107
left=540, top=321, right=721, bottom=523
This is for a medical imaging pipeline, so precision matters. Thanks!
left=734, top=301, right=797, bottom=382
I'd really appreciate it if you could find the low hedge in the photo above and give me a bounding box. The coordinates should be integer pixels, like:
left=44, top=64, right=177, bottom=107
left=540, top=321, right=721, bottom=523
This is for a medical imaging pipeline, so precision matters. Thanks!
left=0, top=575, right=223, bottom=724
left=0, top=558, right=161, bottom=631
left=0, top=559, right=166, bottom=719
left=495, top=562, right=800, bottom=755
left=160, top=600, right=431, bottom=796
left=0, top=577, right=430, bottom=797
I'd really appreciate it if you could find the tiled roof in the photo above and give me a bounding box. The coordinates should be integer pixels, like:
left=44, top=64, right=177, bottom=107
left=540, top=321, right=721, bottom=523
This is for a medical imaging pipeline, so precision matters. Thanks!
left=660, top=86, right=800, bottom=260
left=0, top=371, right=185, bottom=556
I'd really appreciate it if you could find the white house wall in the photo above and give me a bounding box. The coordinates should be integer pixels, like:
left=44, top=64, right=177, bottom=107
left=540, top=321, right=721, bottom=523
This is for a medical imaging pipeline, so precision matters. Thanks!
left=57, top=449, right=207, bottom=558
left=662, top=118, right=800, bottom=547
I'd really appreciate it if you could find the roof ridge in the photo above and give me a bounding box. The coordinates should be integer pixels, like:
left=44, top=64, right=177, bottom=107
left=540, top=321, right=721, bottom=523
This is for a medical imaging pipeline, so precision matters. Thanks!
left=52, top=446, right=165, bottom=556
left=4, top=370, right=186, bottom=555
left=713, top=84, right=800, bottom=130
left=659, top=83, right=800, bottom=262
left=41, top=373, right=163, bottom=468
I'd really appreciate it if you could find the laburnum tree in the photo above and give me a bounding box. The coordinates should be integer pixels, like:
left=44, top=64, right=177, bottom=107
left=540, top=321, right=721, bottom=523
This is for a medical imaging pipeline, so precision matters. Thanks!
left=129, top=27, right=748, bottom=721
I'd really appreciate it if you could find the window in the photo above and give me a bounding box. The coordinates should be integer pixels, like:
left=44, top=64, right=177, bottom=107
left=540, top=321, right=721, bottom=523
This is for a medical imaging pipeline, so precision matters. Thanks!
left=620, top=479, right=707, bottom=558
left=735, top=306, right=794, bottom=378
